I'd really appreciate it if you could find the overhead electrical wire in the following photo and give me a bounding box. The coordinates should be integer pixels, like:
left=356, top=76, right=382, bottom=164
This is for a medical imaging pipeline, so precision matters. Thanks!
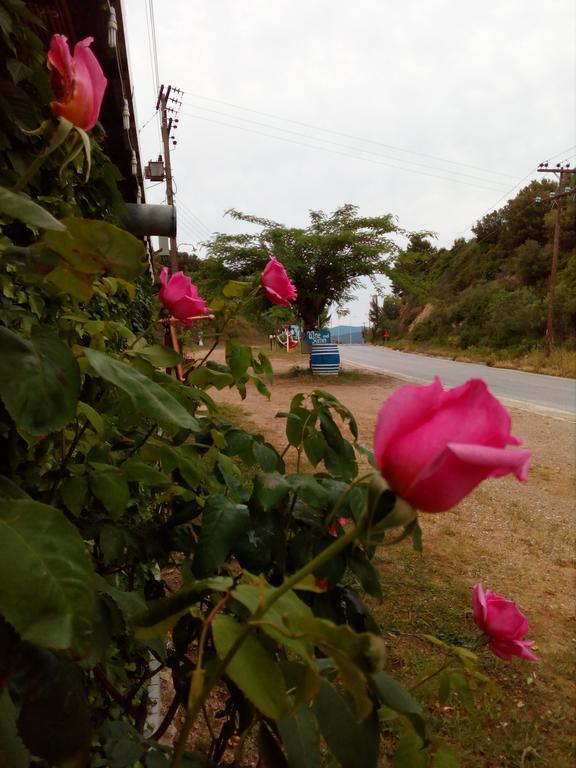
left=180, top=111, right=508, bottom=194
left=462, top=144, right=576, bottom=240
left=180, top=104, right=510, bottom=190
left=182, top=92, right=517, bottom=181
left=144, top=0, right=162, bottom=149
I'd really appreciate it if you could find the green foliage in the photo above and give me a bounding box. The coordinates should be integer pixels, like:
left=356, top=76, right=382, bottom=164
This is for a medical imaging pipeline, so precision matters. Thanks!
left=387, top=179, right=576, bottom=352
left=201, top=205, right=401, bottom=329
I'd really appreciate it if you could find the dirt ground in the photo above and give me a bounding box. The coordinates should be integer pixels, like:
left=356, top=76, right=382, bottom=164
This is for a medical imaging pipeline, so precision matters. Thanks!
left=211, top=351, right=575, bottom=763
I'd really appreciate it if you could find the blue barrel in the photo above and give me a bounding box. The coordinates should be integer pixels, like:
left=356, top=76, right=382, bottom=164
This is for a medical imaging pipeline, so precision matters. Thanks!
left=310, top=343, right=340, bottom=375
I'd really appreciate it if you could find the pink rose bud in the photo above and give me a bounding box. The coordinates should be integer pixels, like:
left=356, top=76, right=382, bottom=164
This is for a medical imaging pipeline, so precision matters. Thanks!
left=373, top=377, right=531, bottom=513
left=47, top=34, right=107, bottom=131
left=472, top=584, right=538, bottom=661
left=261, top=256, right=297, bottom=307
left=159, top=267, right=209, bottom=323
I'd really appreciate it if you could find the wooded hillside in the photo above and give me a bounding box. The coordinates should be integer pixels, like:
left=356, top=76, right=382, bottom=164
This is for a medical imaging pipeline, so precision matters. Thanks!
left=372, top=179, right=576, bottom=353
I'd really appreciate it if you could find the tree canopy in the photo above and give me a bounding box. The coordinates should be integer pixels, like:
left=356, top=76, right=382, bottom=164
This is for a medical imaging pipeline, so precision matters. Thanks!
left=203, top=205, right=402, bottom=329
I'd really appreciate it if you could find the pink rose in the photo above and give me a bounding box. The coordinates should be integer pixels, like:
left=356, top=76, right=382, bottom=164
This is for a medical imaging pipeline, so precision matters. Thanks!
left=47, top=34, right=107, bottom=131
left=159, top=267, right=209, bottom=322
left=261, top=256, right=297, bottom=307
left=472, top=584, right=537, bottom=661
left=373, top=377, right=531, bottom=513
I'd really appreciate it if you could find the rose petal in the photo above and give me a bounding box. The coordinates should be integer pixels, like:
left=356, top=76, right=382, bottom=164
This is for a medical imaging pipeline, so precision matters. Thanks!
left=403, top=443, right=531, bottom=512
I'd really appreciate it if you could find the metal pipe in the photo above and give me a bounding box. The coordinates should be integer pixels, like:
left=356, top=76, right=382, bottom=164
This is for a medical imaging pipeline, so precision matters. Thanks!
left=121, top=203, right=177, bottom=237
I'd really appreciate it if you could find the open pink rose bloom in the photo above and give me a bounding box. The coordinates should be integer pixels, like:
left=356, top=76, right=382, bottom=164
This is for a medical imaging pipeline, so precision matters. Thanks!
left=472, top=584, right=537, bottom=661
left=373, top=377, right=531, bottom=513
left=47, top=34, right=107, bottom=131
left=261, top=256, right=297, bottom=307
left=159, top=268, right=209, bottom=323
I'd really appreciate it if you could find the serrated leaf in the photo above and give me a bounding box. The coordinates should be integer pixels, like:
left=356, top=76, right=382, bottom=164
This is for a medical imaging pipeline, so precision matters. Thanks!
left=193, top=495, right=249, bottom=576
left=85, top=348, right=198, bottom=434
left=0, top=500, right=95, bottom=653
left=212, top=614, right=289, bottom=720
left=0, top=185, right=66, bottom=231
left=0, top=327, right=80, bottom=435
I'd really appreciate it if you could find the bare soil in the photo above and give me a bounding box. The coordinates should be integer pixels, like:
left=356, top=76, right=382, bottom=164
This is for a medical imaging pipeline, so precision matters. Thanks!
left=211, top=351, right=576, bottom=766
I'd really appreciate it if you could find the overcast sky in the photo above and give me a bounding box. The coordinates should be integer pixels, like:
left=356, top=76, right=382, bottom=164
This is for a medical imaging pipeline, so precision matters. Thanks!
left=122, top=0, right=575, bottom=325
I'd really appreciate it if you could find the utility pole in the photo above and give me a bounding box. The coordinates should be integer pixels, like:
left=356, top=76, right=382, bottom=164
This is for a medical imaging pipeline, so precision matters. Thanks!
left=156, top=84, right=182, bottom=273
left=536, top=162, right=575, bottom=356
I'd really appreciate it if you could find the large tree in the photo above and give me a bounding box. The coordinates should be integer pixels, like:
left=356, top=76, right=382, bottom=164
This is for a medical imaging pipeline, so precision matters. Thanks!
left=204, top=205, right=401, bottom=330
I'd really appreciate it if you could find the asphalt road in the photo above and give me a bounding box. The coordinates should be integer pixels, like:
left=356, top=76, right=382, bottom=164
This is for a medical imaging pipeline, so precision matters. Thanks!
left=339, top=345, right=576, bottom=416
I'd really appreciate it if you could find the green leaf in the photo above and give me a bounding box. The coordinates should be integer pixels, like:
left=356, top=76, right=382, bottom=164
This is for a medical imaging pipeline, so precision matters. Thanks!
left=90, top=464, right=130, bottom=518
left=193, top=494, right=249, bottom=576
left=77, top=400, right=105, bottom=436
left=132, top=576, right=232, bottom=639
left=122, top=458, right=172, bottom=486
left=257, top=352, right=274, bottom=381
left=303, top=433, right=325, bottom=466
left=279, top=705, right=321, bottom=768
left=233, top=580, right=314, bottom=661
left=251, top=473, right=291, bottom=512
left=286, top=410, right=306, bottom=447
left=285, top=475, right=329, bottom=508
left=186, top=366, right=234, bottom=389
left=392, top=731, right=428, bottom=768
left=17, top=654, right=91, bottom=767
left=85, top=348, right=198, bottom=434
left=370, top=672, right=429, bottom=745
left=134, top=344, right=182, bottom=368
left=0, top=327, right=80, bottom=435
left=0, top=689, right=30, bottom=768
left=252, top=440, right=284, bottom=472
left=0, top=185, right=66, bottom=231
left=348, top=549, right=383, bottom=599
left=45, top=265, right=94, bottom=301
left=313, top=680, right=379, bottom=768
left=212, top=614, right=289, bottom=720
left=43, top=218, right=147, bottom=279
left=0, top=500, right=95, bottom=653
left=0, top=475, right=30, bottom=500
left=60, top=475, right=88, bottom=516
left=226, top=339, right=253, bottom=379
left=259, top=723, right=288, bottom=768
left=223, top=279, right=252, bottom=297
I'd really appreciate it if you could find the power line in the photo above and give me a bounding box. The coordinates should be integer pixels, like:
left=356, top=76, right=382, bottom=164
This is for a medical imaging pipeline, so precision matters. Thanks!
left=176, top=199, right=213, bottom=237
left=182, top=92, right=517, bottom=181
left=180, top=104, right=510, bottom=189
left=181, top=112, right=508, bottom=194
left=144, top=0, right=162, bottom=149
left=463, top=144, right=576, bottom=240
left=177, top=209, right=211, bottom=241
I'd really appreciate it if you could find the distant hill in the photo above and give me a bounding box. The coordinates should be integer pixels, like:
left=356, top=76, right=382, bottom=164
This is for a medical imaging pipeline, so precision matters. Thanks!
left=330, top=325, right=365, bottom=344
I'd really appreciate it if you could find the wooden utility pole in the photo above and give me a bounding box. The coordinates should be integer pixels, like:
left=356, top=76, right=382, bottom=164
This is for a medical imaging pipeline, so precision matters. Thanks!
left=536, top=163, right=575, bottom=356
left=156, top=84, right=179, bottom=273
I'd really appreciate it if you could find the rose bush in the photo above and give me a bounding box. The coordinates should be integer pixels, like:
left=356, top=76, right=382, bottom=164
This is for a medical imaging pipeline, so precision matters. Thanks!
left=260, top=255, right=297, bottom=307
left=373, top=377, right=531, bottom=513
left=159, top=266, right=210, bottom=321
left=473, top=583, right=538, bottom=661
left=47, top=34, right=107, bottom=130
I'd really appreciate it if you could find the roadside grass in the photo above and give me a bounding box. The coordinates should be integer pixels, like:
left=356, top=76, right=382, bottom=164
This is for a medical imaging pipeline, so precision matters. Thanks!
left=369, top=542, right=575, bottom=767
left=386, top=341, right=576, bottom=378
